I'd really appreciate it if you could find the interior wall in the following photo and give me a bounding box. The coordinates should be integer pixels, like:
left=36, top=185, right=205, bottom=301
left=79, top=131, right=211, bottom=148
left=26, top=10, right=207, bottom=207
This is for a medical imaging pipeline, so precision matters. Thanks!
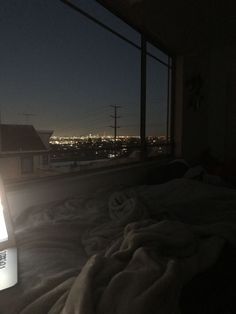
left=181, top=50, right=210, bottom=163
left=181, top=44, right=236, bottom=164
left=225, top=61, right=236, bottom=162
left=208, top=45, right=236, bottom=162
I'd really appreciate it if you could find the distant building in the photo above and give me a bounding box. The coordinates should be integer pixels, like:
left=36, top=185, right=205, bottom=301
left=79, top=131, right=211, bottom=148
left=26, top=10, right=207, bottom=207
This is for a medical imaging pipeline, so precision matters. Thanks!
left=0, top=124, right=53, bottom=180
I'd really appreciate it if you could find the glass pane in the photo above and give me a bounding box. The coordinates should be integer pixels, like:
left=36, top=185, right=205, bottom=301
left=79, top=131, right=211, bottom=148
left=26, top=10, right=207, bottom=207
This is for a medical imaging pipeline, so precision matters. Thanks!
left=146, top=56, right=171, bottom=156
left=0, top=1, right=141, bottom=176
left=72, top=0, right=141, bottom=46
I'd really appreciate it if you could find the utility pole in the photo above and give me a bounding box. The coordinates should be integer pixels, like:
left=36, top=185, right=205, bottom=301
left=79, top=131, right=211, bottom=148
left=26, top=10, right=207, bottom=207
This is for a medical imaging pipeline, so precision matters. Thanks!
left=109, top=105, right=121, bottom=140
left=109, top=105, right=121, bottom=156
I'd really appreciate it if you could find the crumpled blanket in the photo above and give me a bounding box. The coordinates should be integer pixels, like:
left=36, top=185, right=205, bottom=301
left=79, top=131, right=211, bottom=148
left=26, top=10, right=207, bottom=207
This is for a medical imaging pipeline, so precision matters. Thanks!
left=81, top=188, right=149, bottom=256
left=1, top=179, right=236, bottom=314
left=108, top=189, right=148, bottom=222
left=58, top=179, right=236, bottom=314
left=56, top=219, right=234, bottom=314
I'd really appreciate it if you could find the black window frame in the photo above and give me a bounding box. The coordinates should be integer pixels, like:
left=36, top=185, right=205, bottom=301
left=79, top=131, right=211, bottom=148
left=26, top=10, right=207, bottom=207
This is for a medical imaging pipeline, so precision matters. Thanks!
left=58, top=0, right=175, bottom=161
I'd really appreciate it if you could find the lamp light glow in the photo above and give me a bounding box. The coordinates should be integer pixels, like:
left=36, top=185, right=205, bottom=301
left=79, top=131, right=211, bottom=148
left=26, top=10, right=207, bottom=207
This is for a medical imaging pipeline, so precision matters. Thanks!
left=0, top=177, right=18, bottom=291
left=0, top=195, right=8, bottom=243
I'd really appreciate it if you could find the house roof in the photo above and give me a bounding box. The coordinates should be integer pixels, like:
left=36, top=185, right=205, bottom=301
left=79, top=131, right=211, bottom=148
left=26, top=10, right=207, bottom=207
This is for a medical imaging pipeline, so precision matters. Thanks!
left=0, top=124, right=47, bottom=152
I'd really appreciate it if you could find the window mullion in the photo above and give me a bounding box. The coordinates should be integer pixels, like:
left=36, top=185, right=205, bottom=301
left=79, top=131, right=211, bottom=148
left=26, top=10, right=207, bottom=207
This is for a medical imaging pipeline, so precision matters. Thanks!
left=140, top=35, right=147, bottom=159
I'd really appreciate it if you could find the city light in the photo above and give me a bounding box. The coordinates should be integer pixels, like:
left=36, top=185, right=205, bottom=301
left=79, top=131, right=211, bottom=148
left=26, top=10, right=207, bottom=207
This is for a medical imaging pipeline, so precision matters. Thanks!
left=48, top=134, right=169, bottom=171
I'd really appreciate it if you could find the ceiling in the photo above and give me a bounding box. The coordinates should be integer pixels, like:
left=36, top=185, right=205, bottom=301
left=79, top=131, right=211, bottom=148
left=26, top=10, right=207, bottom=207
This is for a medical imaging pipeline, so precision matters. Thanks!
left=97, top=0, right=236, bottom=54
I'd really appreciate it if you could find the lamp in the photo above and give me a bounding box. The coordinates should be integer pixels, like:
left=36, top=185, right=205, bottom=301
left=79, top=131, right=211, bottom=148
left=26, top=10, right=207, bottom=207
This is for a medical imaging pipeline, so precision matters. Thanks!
left=0, top=177, right=17, bottom=290
left=0, top=179, right=15, bottom=251
left=0, top=201, right=8, bottom=243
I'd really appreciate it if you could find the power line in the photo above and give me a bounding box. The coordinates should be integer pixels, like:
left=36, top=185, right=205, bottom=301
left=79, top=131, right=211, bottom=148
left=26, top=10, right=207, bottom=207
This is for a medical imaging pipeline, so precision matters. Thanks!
left=59, top=0, right=140, bottom=50
left=58, top=0, right=172, bottom=67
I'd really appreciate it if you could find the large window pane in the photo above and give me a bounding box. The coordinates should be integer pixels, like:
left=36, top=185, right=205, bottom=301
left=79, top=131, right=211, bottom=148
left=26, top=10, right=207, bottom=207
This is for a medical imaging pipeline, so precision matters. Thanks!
left=0, top=1, right=141, bottom=176
left=146, top=55, right=171, bottom=157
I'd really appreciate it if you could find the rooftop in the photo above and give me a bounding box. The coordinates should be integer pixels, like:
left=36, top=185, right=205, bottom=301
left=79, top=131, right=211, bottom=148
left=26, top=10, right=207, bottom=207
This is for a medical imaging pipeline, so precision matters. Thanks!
left=0, top=124, right=47, bottom=152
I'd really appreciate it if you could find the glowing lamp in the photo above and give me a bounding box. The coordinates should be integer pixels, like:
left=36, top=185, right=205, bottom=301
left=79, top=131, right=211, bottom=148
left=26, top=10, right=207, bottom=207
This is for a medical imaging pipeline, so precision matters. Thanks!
left=0, top=179, right=15, bottom=251
left=0, top=201, right=8, bottom=243
left=0, top=177, right=17, bottom=290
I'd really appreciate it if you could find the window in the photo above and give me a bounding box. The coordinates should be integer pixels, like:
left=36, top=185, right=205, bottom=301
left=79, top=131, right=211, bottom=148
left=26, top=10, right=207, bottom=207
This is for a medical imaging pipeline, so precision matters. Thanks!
left=1, top=1, right=173, bottom=176
left=42, top=154, right=49, bottom=166
left=146, top=43, right=172, bottom=157
left=21, top=157, right=33, bottom=174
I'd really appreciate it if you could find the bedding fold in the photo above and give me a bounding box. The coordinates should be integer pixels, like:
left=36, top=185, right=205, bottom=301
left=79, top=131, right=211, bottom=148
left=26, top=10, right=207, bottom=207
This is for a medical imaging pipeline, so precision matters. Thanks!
left=1, top=179, right=236, bottom=314
left=60, top=219, right=229, bottom=314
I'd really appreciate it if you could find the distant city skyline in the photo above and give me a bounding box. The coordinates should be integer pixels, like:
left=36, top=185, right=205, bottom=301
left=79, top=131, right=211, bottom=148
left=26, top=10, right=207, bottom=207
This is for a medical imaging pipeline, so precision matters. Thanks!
left=50, top=134, right=167, bottom=140
left=0, top=0, right=169, bottom=137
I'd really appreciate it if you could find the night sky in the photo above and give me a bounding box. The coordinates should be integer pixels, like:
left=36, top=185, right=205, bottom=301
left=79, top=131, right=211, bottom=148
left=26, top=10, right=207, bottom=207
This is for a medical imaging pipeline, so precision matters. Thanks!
left=0, top=0, right=169, bottom=137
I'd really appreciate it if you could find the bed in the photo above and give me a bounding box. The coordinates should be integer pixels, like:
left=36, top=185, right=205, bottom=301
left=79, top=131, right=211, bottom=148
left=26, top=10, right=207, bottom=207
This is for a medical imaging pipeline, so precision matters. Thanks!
left=0, top=178, right=236, bottom=314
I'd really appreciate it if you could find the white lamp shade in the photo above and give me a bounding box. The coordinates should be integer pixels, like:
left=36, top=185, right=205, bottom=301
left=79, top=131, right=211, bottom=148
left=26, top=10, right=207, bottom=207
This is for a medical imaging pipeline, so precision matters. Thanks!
left=0, top=200, right=8, bottom=242
left=0, top=178, right=15, bottom=251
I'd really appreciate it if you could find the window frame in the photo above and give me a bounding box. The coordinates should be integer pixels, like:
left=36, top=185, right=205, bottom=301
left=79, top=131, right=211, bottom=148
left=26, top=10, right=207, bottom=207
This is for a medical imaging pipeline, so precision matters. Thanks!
left=59, top=0, right=175, bottom=161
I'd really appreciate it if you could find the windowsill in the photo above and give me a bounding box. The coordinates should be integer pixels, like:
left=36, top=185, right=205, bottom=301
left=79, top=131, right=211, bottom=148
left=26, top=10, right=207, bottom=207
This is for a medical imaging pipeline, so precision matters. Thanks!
left=5, top=155, right=172, bottom=191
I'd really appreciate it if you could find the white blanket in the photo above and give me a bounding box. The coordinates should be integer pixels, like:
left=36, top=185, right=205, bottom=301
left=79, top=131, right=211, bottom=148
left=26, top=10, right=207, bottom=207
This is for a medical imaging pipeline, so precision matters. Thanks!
left=59, top=220, right=229, bottom=314
left=0, top=179, right=236, bottom=314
